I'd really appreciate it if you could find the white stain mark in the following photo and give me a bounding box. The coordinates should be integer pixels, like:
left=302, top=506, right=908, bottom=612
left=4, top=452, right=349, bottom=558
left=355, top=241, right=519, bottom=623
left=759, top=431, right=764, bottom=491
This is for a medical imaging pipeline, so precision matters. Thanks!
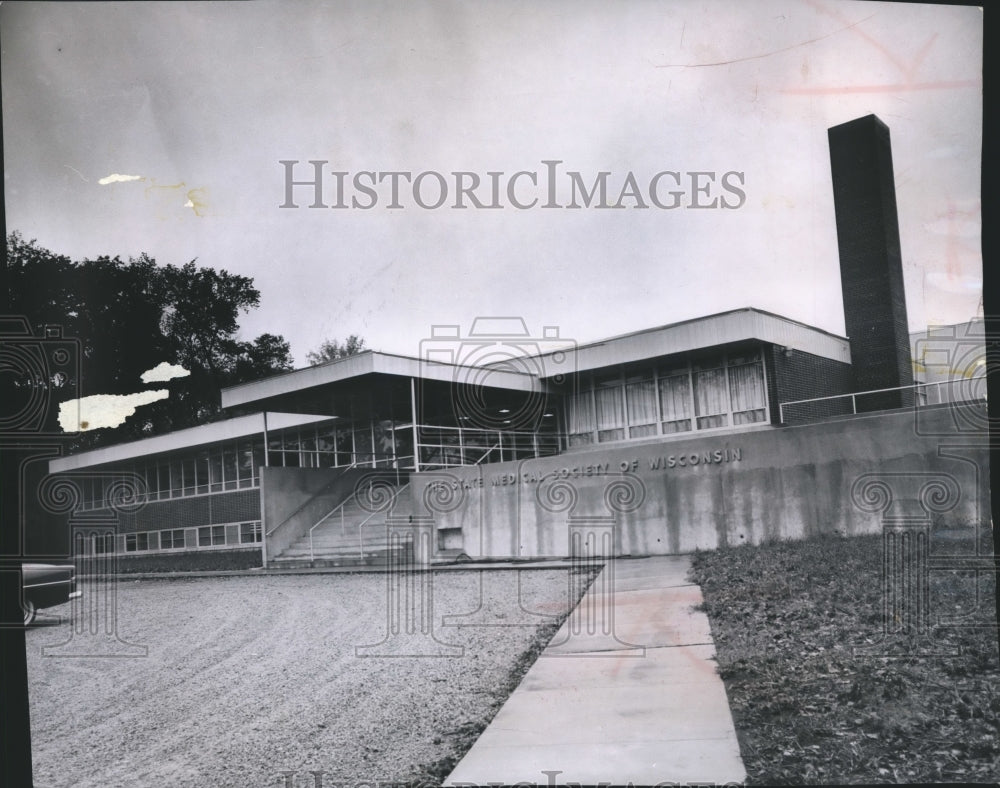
left=98, top=173, right=144, bottom=185
left=183, top=199, right=195, bottom=208
left=58, top=390, right=169, bottom=432
left=140, top=362, right=190, bottom=384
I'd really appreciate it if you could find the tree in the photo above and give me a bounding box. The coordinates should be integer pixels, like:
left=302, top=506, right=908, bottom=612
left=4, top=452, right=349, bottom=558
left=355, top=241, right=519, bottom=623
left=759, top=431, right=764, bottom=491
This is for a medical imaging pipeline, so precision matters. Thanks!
left=306, top=334, right=367, bottom=365
left=5, top=232, right=294, bottom=447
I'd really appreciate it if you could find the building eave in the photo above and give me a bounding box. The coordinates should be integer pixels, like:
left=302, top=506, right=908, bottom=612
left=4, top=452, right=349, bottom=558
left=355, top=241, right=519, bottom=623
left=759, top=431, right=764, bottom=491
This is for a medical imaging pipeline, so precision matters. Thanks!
left=48, top=412, right=335, bottom=473
left=532, top=308, right=852, bottom=375
left=219, top=350, right=544, bottom=409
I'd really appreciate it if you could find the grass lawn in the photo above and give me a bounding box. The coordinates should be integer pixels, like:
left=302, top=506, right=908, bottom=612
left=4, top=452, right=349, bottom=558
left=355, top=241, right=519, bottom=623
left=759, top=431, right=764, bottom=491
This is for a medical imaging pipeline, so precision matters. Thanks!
left=691, top=530, right=1000, bottom=784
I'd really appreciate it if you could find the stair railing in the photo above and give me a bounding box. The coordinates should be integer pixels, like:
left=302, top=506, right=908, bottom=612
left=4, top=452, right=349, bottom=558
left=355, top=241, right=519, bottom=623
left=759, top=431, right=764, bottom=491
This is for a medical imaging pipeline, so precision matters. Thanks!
left=355, top=481, right=411, bottom=561
left=308, top=475, right=412, bottom=563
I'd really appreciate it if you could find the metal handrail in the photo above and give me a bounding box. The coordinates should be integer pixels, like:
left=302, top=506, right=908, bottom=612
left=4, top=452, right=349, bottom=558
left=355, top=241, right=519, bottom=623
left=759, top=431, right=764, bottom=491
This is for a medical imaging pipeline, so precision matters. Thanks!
left=355, top=482, right=411, bottom=560
left=473, top=442, right=502, bottom=466
left=778, top=376, right=987, bottom=424
left=305, top=458, right=412, bottom=562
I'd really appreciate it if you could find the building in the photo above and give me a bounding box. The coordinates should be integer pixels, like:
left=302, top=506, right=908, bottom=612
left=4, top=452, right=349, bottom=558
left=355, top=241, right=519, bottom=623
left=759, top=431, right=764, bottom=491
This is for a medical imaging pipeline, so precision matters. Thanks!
left=43, top=115, right=990, bottom=569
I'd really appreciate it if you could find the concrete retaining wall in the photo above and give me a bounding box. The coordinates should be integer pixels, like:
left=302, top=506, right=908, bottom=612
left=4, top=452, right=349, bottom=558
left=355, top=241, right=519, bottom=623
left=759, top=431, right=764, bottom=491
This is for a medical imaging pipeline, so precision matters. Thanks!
left=410, top=404, right=990, bottom=558
left=260, top=466, right=371, bottom=564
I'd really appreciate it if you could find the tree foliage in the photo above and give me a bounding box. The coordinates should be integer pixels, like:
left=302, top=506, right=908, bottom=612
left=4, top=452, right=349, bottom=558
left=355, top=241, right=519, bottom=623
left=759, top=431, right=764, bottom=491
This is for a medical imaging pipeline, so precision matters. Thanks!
left=306, top=334, right=367, bottom=366
left=5, top=232, right=294, bottom=447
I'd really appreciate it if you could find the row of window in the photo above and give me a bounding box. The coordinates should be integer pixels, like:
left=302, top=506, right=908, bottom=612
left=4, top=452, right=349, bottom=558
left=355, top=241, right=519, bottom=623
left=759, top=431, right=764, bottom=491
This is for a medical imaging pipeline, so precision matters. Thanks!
left=77, top=417, right=549, bottom=511
left=75, top=417, right=416, bottom=509
left=566, top=351, right=768, bottom=447
left=415, top=426, right=557, bottom=469
left=91, top=522, right=262, bottom=554
left=76, top=439, right=267, bottom=510
left=267, top=419, right=415, bottom=469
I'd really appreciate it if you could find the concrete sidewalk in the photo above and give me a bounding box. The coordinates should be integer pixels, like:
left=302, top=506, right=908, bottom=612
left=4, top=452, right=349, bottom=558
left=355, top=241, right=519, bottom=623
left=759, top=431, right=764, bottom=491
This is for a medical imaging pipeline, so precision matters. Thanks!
left=445, top=556, right=747, bottom=786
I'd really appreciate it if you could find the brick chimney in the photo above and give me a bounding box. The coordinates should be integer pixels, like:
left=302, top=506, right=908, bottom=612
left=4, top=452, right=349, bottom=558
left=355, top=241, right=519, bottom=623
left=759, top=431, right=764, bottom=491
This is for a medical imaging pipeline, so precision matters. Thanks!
left=828, top=114, right=914, bottom=410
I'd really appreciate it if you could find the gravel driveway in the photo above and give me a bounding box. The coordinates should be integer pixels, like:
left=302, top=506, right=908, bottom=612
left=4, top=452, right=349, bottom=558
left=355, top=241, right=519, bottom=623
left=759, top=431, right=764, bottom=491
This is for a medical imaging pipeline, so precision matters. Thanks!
left=25, top=569, right=580, bottom=788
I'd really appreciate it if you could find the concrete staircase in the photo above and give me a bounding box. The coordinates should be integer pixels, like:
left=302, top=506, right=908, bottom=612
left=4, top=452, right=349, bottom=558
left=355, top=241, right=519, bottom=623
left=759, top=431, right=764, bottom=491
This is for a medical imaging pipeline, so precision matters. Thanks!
left=270, top=484, right=415, bottom=568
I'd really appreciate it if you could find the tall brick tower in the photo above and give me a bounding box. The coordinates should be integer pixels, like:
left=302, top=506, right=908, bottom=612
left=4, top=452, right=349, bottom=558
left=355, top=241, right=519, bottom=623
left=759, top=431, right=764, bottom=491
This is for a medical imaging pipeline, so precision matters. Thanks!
left=828, top=114, right=914, bottom=410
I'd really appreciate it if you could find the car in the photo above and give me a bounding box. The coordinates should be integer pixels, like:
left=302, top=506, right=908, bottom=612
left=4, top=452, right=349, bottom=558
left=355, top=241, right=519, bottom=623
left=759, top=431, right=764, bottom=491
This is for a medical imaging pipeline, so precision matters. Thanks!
left=22, top=563, right=80, bottom=625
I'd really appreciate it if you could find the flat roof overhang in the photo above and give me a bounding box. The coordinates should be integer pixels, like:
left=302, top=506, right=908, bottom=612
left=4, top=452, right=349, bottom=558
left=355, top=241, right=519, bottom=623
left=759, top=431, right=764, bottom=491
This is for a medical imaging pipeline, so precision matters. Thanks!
left=48, top=412, right=335, bottom=473
left=531, top=308, right=852, bottom=376
left=220, top=350, right=547, bottom=410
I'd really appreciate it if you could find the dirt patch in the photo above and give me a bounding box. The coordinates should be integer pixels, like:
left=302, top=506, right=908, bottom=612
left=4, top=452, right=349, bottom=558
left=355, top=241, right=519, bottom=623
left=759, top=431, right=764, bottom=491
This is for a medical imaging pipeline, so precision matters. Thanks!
left=26, top=568, right=583, bottom=787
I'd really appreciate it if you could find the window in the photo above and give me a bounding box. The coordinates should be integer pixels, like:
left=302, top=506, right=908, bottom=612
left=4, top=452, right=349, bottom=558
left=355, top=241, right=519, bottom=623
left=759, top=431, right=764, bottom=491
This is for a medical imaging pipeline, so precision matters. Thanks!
left=209, top=450, right=223, bottom=492
left=198, top=525, right=226, bottom=547
left=141, top=464, right=157, bottom=501
left=659, top=367, right=693, bottom=434
left=238, top=440, right=255, bottom=488
left=195, top=451, right=210, bottom=494
left=169, top=459, right=183, bottom=497
left=594, top=374, right=625, bottom=442
left=352, top=427, right=373, bottom=467
left=728, top=352, right=767, bottom=425
left=336, top=427, right=354, bottom=466
left=626, top=373, right=658, bottom=439
left=182, top=457, right=196, bottom=495
left=125, top=533, right=150, bottom=552
left=161, top=529, right=185, bottom=549
left=93, top=534, right=113, bottom=554
left=567, top=389, right=595, bottom=447
left=157, top=463, right=171, bottom=500
left=392, top=426, right=413, bottom=467
left=223, top=446, right=239, bottom=489
left=240, top=521, right=262, bottom=543
left=692, top=361, right=729, bottom=430
left=81, top=477, right=97, bottom=510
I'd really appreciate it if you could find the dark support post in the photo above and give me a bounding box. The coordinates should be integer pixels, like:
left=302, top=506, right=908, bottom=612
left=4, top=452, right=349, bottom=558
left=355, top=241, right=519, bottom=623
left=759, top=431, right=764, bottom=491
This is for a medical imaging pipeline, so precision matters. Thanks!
left=0, top=449, right=32, bottom=786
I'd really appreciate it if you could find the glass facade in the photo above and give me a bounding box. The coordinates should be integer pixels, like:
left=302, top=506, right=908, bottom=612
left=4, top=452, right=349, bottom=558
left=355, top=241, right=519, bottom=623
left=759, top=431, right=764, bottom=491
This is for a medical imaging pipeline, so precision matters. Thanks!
left=76, top=437, right=267, bottom=511
left=566, top=350, right=768, bottom=447
left=415, top=425, right=558, bottom=469
left=74, top=412, right=561, bottom=510
left=72, top=352, right=769, bottom=514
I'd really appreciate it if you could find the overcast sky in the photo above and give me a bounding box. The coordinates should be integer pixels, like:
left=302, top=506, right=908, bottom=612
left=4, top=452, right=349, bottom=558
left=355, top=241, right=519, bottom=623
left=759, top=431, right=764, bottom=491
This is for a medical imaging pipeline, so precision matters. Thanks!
left=2, top=0, right=983, bottom=367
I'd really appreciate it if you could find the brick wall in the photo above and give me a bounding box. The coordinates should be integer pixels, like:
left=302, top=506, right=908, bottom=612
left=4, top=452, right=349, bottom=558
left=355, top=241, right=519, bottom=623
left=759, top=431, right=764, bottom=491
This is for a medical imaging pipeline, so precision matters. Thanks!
left=764, top=345, right=855, bottom=424
left=110, top=548, right=262, bottom=573
left=102, top=489, right=261, bottom=534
